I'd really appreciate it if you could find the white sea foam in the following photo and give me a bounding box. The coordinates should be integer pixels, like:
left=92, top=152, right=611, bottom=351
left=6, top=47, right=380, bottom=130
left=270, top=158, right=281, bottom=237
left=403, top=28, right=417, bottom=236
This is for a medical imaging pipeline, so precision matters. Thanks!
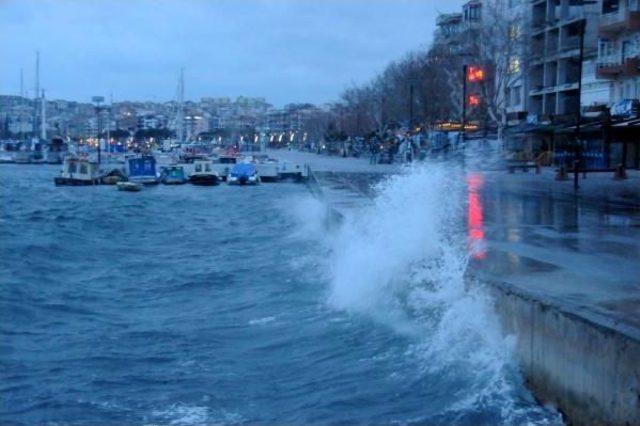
left=150, top=404, right=244, bottom=426
left=249, top=316, right=276, bottom=326
left=319, top=162, right=556, bottom=421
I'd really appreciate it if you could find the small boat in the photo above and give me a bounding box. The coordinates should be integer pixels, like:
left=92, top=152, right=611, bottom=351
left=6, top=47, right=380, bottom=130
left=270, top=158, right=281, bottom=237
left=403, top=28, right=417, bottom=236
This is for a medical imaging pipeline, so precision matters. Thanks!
left=190, top=159, right=219, bottom=186
left=101, top=168, right=127, bottom=185
left=228, top=163, right=260, bottom=185
left=117, top=181, right=142, bottom=192
left=161, top=166, right=188, bottom=185
left=126, top=156, right=159, bottom=185
left=54, top=156, right=101, bottom=186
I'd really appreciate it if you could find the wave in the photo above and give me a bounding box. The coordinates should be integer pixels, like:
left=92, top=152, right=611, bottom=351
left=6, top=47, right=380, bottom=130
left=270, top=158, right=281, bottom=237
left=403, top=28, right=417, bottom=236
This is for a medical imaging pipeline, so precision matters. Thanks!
left=316, top=162, right=561, bottom=423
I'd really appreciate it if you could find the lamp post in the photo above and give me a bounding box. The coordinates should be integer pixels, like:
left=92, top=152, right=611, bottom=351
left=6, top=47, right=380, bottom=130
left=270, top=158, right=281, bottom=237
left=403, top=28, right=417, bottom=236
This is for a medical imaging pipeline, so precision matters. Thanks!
left=573, top=1, right=597, bottom=190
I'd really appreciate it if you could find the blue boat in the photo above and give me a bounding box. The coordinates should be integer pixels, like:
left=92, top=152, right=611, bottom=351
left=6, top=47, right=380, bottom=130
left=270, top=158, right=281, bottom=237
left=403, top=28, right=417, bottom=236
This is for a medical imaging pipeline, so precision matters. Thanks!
left=161, top=166, right=188, bottom=185
left=127, top=156, right=158, bottom=184
left=228, top=163, right=260, bottom=185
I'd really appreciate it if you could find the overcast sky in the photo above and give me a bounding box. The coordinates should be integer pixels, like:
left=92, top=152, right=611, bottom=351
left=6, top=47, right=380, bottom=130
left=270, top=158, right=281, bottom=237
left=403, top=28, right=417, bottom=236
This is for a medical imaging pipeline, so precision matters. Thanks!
left=0, top=0, right=463, bottom=106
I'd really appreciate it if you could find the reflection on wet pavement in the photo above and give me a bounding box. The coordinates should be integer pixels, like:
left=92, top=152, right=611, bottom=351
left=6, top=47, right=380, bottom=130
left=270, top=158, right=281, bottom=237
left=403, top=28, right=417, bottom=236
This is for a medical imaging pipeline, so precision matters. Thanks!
left=468, top=173, right=640, bottom=334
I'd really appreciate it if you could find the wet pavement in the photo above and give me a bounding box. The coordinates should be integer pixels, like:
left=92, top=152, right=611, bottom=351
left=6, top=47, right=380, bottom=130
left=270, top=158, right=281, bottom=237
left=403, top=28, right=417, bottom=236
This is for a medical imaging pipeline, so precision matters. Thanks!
left=471, top=173, right=640, bottom=338
left=284, top=149, right=640, bottom=340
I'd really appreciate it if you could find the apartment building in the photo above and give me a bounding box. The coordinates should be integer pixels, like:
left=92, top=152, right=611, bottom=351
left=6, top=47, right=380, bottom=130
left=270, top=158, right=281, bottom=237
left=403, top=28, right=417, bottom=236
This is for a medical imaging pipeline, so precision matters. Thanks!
left=527, top=0, right=601, bottom=120
left=596, top=0, right=640, bottom=101
left=596, top=0, right=640, bottom=168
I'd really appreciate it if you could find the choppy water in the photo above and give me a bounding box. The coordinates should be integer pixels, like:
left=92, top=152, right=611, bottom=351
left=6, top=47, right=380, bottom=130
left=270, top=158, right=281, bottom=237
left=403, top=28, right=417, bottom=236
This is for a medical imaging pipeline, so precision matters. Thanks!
left=0, top=164, right=562, bottom=425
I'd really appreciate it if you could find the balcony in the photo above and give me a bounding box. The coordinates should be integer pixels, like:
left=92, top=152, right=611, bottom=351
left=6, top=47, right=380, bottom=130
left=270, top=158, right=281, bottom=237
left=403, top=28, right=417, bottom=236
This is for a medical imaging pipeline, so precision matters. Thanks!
left=599, top=9, right=640, bottom=36
left=597, top=56, right=640, bottom=78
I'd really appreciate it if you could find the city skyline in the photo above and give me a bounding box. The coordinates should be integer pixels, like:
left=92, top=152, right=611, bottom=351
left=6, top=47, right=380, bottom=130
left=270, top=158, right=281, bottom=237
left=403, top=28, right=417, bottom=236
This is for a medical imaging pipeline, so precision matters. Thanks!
left=0, top=0, right=464, bottom=107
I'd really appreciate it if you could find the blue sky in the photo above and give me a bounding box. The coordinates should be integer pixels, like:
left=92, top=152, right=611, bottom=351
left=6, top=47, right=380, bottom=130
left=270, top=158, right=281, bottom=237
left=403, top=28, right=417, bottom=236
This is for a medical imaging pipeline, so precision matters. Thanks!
left=0, top=0, right=463, bottom=106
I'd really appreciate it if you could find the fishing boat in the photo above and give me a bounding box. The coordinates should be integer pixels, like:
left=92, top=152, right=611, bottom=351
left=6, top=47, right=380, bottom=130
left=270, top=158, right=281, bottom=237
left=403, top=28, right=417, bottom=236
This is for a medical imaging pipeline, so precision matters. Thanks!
left=160, top=165, right=188, bottom=185
left=117, top=181, right=142, bottom=192
left=54, top=156, right=101, bottom=186
left=228, top=163, right=260, bottom=186
left=189, top=158, right=220, bottom=186
left=126, top=156, right=159, bottom=185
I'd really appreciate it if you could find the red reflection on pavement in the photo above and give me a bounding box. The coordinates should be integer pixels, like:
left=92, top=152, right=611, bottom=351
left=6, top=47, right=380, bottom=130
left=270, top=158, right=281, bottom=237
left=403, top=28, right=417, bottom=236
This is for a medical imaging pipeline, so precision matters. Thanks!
left=468, top=174, right=486, bottom=260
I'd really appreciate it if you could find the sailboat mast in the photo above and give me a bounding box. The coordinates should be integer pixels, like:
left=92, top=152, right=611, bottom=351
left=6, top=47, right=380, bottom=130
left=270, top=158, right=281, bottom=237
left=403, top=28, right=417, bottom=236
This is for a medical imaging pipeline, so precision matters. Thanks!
left=34, top=51, right=40, bottom=142
left=20, top=68, right=24, bottom=98
left=35, top=51, right=40, bottom=102
left=41, top=90, right=46, bottom=140
left=178, top=68, right=185, bottom=143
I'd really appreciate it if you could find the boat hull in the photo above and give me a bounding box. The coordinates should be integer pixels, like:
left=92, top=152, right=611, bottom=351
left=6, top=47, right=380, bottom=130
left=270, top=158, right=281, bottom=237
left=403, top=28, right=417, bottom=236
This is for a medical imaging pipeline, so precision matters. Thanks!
left=190, top=174, right=219, bottom=186
left=162, top=179, right=188, bottom=185
left=54, top=177, right=100, bottom=186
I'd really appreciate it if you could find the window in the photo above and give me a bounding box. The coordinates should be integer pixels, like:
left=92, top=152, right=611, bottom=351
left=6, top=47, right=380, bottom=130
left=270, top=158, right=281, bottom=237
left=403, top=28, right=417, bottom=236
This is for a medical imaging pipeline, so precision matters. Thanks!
left=68, top=162, right=77, bottom=173
left=79, top=164, right=88, bottom=174
left=509, top=56, right=521, bottom=74
left=195, top=164, right=202, bottom=172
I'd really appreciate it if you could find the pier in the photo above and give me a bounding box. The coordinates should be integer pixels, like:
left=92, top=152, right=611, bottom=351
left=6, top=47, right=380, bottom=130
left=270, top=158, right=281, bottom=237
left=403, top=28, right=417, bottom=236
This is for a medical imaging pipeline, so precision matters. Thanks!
left=287, top=149, right=640, bottom=425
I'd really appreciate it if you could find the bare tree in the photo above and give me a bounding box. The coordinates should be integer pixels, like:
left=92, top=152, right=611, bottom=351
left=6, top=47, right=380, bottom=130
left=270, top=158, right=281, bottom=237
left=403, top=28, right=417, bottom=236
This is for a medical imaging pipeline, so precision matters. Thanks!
left=477, top=0, right=529, bottom=140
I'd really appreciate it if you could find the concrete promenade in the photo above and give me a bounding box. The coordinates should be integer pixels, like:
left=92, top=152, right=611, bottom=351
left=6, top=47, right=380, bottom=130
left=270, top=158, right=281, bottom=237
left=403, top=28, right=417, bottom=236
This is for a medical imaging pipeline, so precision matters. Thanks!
left=271, top=149, right=640, bottom=425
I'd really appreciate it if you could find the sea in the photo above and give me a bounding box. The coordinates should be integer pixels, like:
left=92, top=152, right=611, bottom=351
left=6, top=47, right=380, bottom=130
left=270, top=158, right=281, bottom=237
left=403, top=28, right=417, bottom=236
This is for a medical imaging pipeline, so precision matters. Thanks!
left=0, top=164, right=562, bottom=425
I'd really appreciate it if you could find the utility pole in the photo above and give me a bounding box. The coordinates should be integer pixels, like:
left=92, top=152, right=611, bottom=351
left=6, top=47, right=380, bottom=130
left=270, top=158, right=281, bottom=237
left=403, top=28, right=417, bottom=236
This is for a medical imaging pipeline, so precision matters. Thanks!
left=574, top=18, right=586, bottom=190
left=462, top=64, right=468, bottom=142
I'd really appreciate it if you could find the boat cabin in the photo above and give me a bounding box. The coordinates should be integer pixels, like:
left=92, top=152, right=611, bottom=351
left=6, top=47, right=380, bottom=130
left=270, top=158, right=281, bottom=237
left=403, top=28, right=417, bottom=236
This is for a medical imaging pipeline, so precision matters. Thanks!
left=54, top=157, right=101, bottom=185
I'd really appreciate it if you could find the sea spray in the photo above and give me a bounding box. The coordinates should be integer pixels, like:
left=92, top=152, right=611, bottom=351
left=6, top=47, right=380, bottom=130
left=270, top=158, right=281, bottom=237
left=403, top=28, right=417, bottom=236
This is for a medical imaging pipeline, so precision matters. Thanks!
left=321, top=162, right=560, bottom=423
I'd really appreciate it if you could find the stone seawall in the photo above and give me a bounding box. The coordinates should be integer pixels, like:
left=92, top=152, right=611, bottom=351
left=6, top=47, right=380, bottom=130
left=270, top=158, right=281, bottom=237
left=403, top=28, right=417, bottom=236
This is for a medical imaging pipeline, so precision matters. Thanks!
left=488, top=281, right=640, bottom=425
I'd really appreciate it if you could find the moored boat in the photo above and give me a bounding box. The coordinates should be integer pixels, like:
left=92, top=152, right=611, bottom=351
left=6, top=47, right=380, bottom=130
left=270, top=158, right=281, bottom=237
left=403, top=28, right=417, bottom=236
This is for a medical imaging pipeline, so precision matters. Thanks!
left=54, top=156, right=101, bottom=186
left=160, top=166, right=188, bottom=185
left=228, top=163, right=260, bottom=186
left=126, top=156, right=159, bottom=185
left=189, top=158, right=219, bottom=186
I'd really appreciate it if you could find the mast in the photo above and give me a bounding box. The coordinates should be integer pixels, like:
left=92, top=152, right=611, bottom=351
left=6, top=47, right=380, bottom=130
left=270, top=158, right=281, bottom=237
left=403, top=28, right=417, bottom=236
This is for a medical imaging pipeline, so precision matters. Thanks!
left=107, top=93, right=112, bottom=153
left=178, top=68, right=184, bottom=143
left=20, top=68, right=24, bottom=98
left=34, top=51, right=40, bottom=142
left=35, top=51, right=40, bottom=102
left=40, top=90, right=46, bottom=140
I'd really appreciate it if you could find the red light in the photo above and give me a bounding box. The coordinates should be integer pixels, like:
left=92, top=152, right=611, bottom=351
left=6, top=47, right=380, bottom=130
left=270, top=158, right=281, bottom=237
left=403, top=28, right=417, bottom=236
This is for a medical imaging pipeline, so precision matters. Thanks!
left=468, top=94, right=481, bottom=107
left=468, top=174, right=486, bottom=260
left=467, top=66, right=485, bottom=82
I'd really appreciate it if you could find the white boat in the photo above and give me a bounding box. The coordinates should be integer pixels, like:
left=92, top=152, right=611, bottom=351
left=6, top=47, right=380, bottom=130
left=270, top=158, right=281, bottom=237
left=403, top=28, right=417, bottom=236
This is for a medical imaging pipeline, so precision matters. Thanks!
left=189, top=158, right=220, bottom=186
left=54, top=156, right=101, bottom=186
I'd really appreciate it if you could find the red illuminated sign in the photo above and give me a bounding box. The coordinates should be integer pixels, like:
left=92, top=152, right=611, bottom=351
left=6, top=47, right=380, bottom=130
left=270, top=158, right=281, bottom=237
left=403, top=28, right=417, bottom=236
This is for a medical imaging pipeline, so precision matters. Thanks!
left=467, top=66, right=485, bottom=83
